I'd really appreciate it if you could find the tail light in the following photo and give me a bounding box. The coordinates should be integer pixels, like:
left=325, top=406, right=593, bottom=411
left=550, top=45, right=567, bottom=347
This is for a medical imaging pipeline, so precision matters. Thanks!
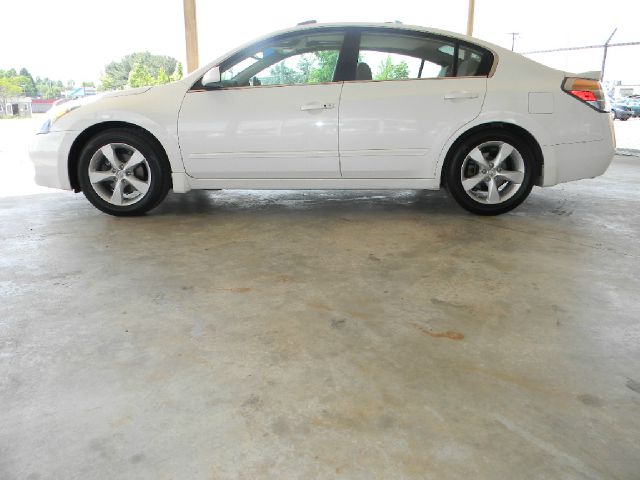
left=562, top=77, right=609, bottom=112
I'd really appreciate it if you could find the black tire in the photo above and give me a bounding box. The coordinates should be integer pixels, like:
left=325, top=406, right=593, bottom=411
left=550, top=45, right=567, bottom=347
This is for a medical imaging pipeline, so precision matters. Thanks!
left=77, top=128, right=171, bottom=216
left=445, top=129, right=536, bottom=216
left=621, top=117, right=629, bottom=121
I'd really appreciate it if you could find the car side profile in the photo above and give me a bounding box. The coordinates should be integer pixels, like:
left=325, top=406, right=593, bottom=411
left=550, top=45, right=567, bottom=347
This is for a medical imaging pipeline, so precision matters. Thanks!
left=29, top=22, right=615, bottom=216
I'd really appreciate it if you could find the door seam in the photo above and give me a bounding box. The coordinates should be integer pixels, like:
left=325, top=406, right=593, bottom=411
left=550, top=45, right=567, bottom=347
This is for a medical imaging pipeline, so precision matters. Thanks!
left=337, top=82, right=344, bottom=177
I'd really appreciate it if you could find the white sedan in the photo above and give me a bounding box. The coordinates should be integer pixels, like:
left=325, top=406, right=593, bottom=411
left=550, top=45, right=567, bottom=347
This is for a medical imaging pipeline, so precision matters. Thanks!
left=29, top=22, right=615, bottom=216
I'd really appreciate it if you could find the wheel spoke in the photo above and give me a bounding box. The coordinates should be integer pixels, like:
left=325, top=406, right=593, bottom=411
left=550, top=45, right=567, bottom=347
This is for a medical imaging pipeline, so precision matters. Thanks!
left=100, top=145, right=117, bottom=166
left=123, top=151, right=145, bottom=171
left=467, top=147, right=490, bottom=168
left=486, top=178, right=501, bottom=204
left=493, top=143, right=514, bottom=168
left=89, top=170, right=116, bottom=184
left=125, top=176, right=149, bottom=195
left=497, top=170, right=524, bottom=184
left=110, top=179, right=125, bottom=206
left=462, top=173, right=486, bottom=191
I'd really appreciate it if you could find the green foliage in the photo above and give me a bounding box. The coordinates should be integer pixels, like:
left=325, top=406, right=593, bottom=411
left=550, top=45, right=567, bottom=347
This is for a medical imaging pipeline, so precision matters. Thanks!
left=260, top=50, right=339, bottom=86
left=2, top=68, right=69, bottom=99
left=266, top=62, right=299, bottom=85
left=308, top=51, right=339, bottom=83
left=0, top=68, right=37, bottom=97
left=18, top=68, right=37, bottom=96
left=0, top=77, right=23, bottom=100
left=100, top=52, right=178, bottom=90
left=127, top=63, right=154, bottom=88
left=374, top=56, right=409, bottom=81
left=35, top=78, right=64, bottom=99
left=170, top=62, right=183, bottom=82
left=156, top=68, right=170, bottom=85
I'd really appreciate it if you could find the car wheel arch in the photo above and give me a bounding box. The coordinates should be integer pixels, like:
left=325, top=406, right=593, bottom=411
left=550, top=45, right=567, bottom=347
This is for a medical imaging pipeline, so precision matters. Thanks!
left=438, top=122, right=545, bottom=188
left=68, top=121, right=171, bottom=192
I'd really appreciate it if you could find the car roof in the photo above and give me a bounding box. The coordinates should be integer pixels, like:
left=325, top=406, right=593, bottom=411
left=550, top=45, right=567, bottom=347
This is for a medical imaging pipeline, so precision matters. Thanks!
left=269, top=21, right=500, bottom=51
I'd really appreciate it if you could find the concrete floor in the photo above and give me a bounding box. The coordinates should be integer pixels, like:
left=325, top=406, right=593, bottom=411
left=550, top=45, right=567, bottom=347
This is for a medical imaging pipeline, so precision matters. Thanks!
left=1, top=156, right=640, bottom=479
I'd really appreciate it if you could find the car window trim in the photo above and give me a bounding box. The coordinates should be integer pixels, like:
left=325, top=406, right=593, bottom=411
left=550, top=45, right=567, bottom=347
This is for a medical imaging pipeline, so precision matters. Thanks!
left=189, top=25, right=496, bottom=91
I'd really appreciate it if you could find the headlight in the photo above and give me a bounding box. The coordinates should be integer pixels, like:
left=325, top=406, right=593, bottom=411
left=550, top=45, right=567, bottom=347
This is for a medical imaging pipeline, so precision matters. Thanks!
left=37, top=102, right=81, bottom=135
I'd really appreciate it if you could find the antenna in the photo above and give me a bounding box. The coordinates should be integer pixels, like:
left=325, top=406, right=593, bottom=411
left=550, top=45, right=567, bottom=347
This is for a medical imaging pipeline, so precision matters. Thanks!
left=507, top=32, right=520, bottom=51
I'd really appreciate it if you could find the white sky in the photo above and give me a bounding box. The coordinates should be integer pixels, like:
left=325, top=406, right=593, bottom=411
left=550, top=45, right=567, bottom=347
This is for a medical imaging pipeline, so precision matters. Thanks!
left=2, top=0, right=640, bottom=84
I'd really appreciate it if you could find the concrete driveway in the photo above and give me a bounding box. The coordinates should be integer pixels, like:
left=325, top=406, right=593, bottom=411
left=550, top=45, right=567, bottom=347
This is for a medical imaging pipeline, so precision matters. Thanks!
left=1, top=118, right=639, bottom=479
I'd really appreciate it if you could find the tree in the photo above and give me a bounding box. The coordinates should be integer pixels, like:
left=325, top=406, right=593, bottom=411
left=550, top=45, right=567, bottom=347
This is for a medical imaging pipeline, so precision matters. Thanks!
left=18, top=68, right=37, bottom=96
left=100, top=52, right=178, bottom=90
left=296, top=55, right=315, bottom=83
left=265, top=61, right=299, bottom=85
left=34, top=77, right=63, bottom=99
left=0, top=77, right=22, bottom=101
left=308, top=51, right=339, bottom=83
left=374, top=56, right=409, bottom=81
left=155, top=67, right=170, bottom=85
left=127, top=63, right=154, bottom=88
left=170, top=62, right=183, bottom=82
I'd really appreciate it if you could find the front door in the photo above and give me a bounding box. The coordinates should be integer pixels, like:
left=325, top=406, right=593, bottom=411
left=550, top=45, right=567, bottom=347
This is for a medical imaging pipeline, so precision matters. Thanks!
left=178, top=29, right=346, bottom=179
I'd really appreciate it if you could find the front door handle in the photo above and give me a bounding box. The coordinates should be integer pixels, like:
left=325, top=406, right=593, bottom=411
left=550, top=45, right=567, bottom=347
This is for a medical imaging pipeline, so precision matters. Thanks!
left=301, top=102, right=335, bottom=111
left=444, top=91, right=480, bottom=100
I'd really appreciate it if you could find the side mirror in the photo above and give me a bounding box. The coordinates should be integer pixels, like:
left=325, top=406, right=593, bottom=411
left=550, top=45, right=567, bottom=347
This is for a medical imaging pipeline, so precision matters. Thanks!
left=202, top=66, right=221, bottom=87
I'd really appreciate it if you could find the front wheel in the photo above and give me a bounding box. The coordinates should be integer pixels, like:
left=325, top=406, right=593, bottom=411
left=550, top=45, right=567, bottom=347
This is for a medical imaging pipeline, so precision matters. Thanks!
left=77, top=128, right=171, bottom=216
left=445, top=130, right=536, bottom=215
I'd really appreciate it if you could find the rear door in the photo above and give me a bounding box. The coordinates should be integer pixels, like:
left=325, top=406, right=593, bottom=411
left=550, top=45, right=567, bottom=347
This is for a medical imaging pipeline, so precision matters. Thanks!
left=338, top=29, right=490, bottom=178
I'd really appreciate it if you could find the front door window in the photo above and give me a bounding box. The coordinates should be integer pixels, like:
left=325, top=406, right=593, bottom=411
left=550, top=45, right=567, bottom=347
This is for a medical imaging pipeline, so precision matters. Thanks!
left=220, top=31, right=345, bottom=87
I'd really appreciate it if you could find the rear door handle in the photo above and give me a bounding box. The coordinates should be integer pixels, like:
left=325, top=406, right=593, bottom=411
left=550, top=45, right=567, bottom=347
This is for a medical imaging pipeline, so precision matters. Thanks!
left=444, top=91, right=479, bottom=100
left=301, top=102, right=335, bottom=111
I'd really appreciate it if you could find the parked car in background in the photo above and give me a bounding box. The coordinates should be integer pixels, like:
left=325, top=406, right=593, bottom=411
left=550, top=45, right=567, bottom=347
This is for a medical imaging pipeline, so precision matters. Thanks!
left=610, top=97, right=633, bottom=121
left=624, top=95, right=640, bottom=117
left=29, top=22, right=615, bottom=216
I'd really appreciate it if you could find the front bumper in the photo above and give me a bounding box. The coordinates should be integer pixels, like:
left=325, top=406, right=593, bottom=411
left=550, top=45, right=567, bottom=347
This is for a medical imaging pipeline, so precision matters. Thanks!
left=28, top=130, right=79, bottom=190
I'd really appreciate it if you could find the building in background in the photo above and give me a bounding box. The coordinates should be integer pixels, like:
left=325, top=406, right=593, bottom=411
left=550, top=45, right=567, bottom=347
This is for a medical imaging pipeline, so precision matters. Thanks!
left=1, top=97, right=32, bottom=117
left=30, top=98, right=56, bottom=113
left=65, top=86, right=97, bottom=98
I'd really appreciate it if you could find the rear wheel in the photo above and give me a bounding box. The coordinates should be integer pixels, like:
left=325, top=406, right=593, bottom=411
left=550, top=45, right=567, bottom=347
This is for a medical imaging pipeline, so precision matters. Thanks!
left=77, top=128, right=171, bottom=216
left=445, top=130, right=536, bottom=215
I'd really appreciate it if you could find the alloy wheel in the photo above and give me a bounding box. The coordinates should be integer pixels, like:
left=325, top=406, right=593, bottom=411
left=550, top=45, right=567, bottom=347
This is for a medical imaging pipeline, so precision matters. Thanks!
left=87, top=143, right=151, bottom=206
left=460, top=141, right=526, bottom=205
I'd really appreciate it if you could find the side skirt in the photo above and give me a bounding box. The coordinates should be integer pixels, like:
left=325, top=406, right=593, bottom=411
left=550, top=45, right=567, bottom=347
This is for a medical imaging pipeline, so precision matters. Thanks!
left=183, top=177, right=441, bottom=191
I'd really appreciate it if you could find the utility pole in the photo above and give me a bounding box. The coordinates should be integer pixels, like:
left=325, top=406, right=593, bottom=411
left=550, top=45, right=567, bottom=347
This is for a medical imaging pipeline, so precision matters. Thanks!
left=183, top=0, right=200, bottom=73
left=508, top=32, right=520, bottom=51
left=466, top=0, right=475, bottom=36
left=601, top=28, right=617, bottom=81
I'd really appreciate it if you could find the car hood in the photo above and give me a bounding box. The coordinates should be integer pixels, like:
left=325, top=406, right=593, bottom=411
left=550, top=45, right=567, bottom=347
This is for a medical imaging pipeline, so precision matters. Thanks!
left=100, top=86, right=153, bottom=99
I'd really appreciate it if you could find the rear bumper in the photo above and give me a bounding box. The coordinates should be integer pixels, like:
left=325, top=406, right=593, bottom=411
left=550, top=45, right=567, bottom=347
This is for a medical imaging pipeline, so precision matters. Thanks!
left=28, top=130, right=79, bottom=190
left=540, top=112, right=615, bottom=186
left=542, top=139, right=615, bottom=186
